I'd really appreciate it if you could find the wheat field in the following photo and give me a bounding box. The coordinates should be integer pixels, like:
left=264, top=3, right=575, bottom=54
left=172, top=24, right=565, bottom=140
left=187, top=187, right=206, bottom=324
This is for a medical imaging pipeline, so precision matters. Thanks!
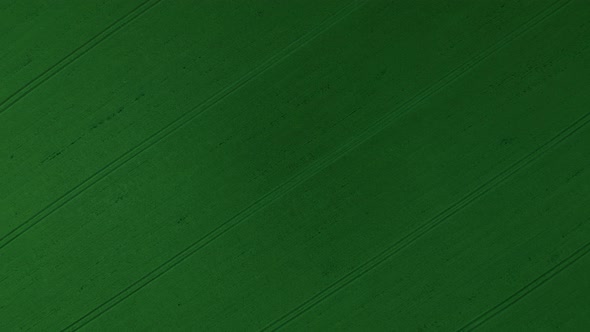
left=1, top=0, right=589, bottom=330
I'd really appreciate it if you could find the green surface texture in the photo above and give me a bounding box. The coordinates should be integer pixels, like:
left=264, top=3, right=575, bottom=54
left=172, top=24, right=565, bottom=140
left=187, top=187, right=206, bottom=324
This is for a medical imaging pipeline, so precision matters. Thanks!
left=1, top=0, right=589, bottom=331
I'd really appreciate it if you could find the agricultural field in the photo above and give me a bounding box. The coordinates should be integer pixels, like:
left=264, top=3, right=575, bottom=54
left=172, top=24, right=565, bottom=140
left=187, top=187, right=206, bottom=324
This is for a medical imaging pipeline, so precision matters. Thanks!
left=1, top=0, right=589, bottom=330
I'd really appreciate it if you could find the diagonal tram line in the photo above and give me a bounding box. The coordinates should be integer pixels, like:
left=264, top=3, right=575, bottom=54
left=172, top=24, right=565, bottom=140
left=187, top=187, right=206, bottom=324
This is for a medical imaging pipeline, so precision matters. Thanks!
left=459, top=242, right=590, bottom=331
left=265, top=1, right=584, bottom=327
left=264, top=1, right=584, bottom=328
left=0, top=0, right=367, bottom=251
left=0, top=0, right=163, bottom=116
left=55, top=0, right=575, bottom=330
left=265, top=110, right=590, bottom=331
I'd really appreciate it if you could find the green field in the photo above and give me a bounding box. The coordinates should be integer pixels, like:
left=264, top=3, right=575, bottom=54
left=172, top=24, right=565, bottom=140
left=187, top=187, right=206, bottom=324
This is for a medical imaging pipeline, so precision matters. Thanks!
left=1, top=0, right=589, bottom=330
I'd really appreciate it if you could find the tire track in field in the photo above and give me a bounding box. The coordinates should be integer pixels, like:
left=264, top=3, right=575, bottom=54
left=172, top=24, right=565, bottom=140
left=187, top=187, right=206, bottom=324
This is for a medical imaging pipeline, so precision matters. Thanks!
left=265, top=109, right=590, bottom=331
left=0, top=0, right=367, bottom=253
left=262, top=2, right=576, bottom=330
left=56, top=0, right=573, bottom=330
left=0, top=0, right=162, bottom=115
left=460, top=242, right=590, bottom=331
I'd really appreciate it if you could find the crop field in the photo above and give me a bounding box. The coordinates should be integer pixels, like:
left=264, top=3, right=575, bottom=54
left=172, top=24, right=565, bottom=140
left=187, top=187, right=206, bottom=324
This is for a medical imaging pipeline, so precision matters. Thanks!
left=1, top=0, right=589, bottom=330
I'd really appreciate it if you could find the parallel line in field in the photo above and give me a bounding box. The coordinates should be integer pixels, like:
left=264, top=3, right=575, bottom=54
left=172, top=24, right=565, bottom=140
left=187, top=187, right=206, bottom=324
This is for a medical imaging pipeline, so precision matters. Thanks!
left=460, top=242, right=590, bottom=331
left=262, top=0, right=576, bottom=329
left=267, top=108, right=589, bottom=331
left=57, top=0, right=572, bottom=330
left=0, top=0, right=366, bottom=253
left=0, top=0, right=163, bottom=115
left=59, top=4, right=368, bottom=331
